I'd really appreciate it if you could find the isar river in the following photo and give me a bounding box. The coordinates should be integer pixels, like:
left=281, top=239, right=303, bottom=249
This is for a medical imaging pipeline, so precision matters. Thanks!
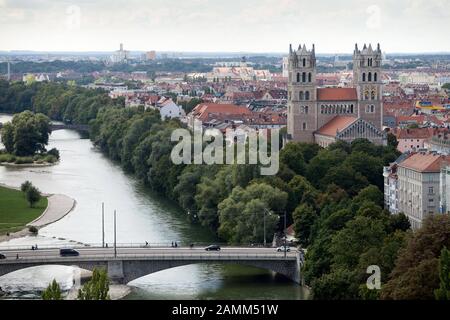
left=0, top=114, right=306, bottom=299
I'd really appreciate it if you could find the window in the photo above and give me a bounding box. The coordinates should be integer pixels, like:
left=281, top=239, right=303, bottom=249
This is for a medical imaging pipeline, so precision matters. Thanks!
left=429, top=187, right=434, bottom=194
left=296, top=73, right=300, bottom=82
left=308, top=73, right=312, bottom=82
left=368, top=72, right=372, bottom=82
left=305, top=91, right=310, bottom=100
left=304, top=106, right=309, bottom=114
left=362, top=73, right=366, bottom=82
left=374, top=72, right=377, bottom=82
left=302, top=72, right=306, bottom=82
left=302, top=122, right=307, bottom=130
left=303, top=58, right=306, bottom=67
left=299, top=91, right=304, bottom=100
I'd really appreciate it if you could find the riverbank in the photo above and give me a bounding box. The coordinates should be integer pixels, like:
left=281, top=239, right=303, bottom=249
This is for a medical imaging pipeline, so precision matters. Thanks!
left=0, top=184, right=76, bottom=243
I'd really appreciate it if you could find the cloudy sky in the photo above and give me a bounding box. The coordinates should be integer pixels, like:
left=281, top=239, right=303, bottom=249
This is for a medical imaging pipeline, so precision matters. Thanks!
left=0, top=0, right=449, bottom=53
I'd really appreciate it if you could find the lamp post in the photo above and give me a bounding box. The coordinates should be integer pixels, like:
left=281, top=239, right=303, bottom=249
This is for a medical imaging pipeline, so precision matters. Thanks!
left=263, top=208, right=273, bottom=247
left=114, top=209, right=117, bottom=258
left=102, top=202, right=105, bottom=248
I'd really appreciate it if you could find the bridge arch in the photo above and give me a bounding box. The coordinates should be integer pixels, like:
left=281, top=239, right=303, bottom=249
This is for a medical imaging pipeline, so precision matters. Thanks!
left=120, top=259, right=301, bottom=284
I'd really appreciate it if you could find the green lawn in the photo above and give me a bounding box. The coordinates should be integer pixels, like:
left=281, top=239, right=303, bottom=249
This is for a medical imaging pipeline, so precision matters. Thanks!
left=0, top=186, right=48, bottom=234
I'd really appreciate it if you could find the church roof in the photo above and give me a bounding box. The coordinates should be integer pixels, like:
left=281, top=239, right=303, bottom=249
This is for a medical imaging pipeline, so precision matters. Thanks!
left=317, top=88, right=358, bottom=101
left=315, top=116, right=358, bottom=137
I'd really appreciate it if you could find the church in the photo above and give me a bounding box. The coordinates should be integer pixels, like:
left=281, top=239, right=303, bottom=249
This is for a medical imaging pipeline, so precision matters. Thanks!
left=287, top=43, right=386, bottom=147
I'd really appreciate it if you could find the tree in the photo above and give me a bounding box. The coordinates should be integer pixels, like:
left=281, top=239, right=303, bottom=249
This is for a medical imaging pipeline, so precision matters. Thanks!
left=20, top=180, right=33, bottom=193
left=382, top=215, right=450, bottom=300
left=435, top=247, right=450, bottom=300
left=311, top=268, right=360, bottom=300
left=331, top=216, right=387, bottom=269
left=78, top=268, right=110, bottom=300
left=26, top=186, right=41, bottom=208
left=293, top=204, right=317, bottom=247
left=217, top=183, right=287, bottom=244
left=279, top=142, right=306, bottom=175
left=42, top=279, right=62, bottom=300
left=387, top=132, right=399, bottom=149
left=0, top=111, right=51, bottom=156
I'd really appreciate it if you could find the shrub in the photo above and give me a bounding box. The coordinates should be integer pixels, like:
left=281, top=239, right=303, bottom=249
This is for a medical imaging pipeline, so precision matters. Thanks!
left=28, top=226, right=38, bottom=234
left=47, top=148, right=60, bottom=160
left=0, top=153, right=15, bottom=163
left=21, top=180, right=33, bottom=193
left=14, top=156, right=33, bottom=164
left=44, top=155, right=57, bottom=163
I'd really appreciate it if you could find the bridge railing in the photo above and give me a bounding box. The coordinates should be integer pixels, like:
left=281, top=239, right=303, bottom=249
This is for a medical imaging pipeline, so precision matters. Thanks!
left=0, top=252, right=297, bottom=264
left=0, top=242, right=278, bottom=251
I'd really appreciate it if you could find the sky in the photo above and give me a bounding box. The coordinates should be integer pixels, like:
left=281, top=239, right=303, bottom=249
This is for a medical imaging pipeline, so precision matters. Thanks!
left=0, top=0, right=449, bottom=54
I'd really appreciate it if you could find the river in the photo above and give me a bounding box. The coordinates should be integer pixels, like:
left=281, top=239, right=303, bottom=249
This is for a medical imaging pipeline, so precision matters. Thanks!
left=0, top=113, right=306, bottom=300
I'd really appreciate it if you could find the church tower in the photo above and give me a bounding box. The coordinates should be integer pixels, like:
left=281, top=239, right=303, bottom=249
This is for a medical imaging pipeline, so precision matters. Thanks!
left=287, top=44, right=317, bottom=143
left=353, top=43, right=383, bottom=130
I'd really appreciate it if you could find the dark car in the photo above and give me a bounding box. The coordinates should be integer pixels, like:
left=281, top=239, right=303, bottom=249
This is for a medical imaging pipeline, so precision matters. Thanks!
left=59, top=248, right=79, bottom=257
left=205, top=245, right=221, bottom=251
left=0, top=253, right=6, bottom=259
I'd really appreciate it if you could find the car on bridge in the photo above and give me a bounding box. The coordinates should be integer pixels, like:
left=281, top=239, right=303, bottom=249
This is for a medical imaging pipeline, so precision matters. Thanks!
left=276, top=246, right=291, bottom=252
left=59, top=248, right=79, bottom=257
left=205, top=245, right=221, bottom=251
left=0, top=253, right=6, bottom=259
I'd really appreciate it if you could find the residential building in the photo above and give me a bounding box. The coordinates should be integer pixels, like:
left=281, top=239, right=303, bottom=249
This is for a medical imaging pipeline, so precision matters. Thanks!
left=395, top=152, right=450, bottom=229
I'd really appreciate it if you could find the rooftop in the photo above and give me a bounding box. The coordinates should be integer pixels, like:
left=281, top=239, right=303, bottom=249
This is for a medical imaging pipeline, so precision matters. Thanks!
left=315, top=116, right=358, bottom=137
left=317, top=88, right=358, bottom=101
left=398, top=152, right=450, bottom=173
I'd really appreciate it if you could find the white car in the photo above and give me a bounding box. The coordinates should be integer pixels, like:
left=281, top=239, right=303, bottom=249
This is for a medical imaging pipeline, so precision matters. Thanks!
left=276, top=246, right=291, bottom=252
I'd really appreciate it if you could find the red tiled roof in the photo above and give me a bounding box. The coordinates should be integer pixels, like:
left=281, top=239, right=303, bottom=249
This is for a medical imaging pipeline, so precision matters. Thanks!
left=399, top=152, right=450, bottom=173
left=317, top=88, right=357, bottom=101
left=395, top=128, right=433, bottom=139
left=316, top=116, right=358, bottom=137
left=191, top=103, right=252, bottom=122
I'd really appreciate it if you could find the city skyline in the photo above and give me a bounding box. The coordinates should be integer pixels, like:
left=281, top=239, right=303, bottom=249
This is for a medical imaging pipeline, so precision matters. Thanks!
left=0, top=0, right=449, bottom=53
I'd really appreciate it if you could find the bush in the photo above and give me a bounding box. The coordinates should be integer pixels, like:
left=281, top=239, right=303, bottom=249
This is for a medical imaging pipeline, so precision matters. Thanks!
left=0, top=153, right=15, bottom=163
left=26, top=186, right=41, bottom=208
left=44, top=155, right=57, bottom=163
left=28, top=226, right=38, bottom=234
left=21, top=180, right=33, bottom=193
left=14, top=156, right=33, bottom=164
left=47, top=148, right=60, bottom=160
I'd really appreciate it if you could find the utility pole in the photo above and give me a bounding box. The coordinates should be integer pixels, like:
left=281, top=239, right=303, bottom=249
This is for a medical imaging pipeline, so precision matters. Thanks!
left=114, top=209, right=117, bottom=258
left=263, top=210, right=266, bottom=247
left=102, top=202, right=105, bottom=248
left=284, top=211, right=287, bottom=259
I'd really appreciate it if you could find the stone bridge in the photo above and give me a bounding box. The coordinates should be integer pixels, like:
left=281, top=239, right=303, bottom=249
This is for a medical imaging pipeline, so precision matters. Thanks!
left=0, top=248, right=303, bottom=284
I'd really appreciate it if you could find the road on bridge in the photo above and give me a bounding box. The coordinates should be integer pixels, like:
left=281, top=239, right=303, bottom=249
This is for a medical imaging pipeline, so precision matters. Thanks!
left=0, top=247, right=298, bottom=262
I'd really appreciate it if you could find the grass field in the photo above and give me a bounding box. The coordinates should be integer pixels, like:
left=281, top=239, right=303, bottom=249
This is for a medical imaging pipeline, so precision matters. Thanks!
left=0, top=185, right=48, bottom=235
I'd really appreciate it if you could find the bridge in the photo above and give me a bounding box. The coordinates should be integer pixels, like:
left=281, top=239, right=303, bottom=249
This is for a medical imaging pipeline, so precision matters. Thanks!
left=0, top=122, right=89, bottom=133
left=0, top=246, right=303, bottom=284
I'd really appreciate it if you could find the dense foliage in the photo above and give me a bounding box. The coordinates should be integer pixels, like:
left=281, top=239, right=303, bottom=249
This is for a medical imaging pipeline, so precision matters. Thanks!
left=0, top=80, right=122, bottom=124
left=0, top=111, right=51, bottom=156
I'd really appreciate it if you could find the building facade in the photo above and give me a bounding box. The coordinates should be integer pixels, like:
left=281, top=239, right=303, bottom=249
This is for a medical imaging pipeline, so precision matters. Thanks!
left=386, top=152, right=450, bottom=229
left=287, top=43, right=385, bottom=145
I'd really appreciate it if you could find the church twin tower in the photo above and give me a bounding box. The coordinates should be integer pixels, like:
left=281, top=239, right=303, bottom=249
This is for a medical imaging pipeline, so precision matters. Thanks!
left=287, top=43, right=384, bottom=144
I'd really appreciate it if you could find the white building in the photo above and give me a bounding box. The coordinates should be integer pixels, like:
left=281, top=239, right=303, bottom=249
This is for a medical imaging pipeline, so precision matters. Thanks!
left=156, top=97, right=185, bottom=120
left=394, top=152, right=449, bottom=229
left=111, top=43, right=130, bottom=64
